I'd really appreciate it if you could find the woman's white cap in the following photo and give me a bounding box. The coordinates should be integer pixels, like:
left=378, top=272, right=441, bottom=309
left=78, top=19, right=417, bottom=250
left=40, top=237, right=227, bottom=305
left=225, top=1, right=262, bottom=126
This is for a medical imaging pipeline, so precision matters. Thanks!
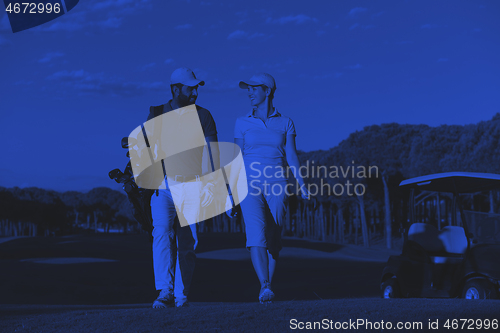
left=239, top=73, right=276, bottom=91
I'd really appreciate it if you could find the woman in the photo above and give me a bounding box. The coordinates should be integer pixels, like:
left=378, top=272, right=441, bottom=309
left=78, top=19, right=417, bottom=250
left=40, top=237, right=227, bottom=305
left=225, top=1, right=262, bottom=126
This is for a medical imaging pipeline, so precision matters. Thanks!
left=230, top=73, right=309, bottom=303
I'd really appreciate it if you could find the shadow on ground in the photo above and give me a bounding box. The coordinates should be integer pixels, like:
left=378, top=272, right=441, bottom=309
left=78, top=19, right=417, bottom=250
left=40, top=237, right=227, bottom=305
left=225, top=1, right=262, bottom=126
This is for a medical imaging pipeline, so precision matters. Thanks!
left=0, top=234, right=385, bottom=305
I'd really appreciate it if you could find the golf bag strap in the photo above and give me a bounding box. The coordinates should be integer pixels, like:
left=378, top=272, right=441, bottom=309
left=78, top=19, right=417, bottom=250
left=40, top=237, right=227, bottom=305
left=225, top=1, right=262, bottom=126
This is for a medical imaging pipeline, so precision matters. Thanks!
left=152, top=104, right=164, bottom=118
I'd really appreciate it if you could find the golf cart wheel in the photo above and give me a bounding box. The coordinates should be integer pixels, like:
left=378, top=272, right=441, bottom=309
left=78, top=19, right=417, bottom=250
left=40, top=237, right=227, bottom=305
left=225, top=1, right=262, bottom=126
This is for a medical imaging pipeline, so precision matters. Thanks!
left=382, top=278, right=401, bottom=299
left=462, top=280, right=497, bottom=299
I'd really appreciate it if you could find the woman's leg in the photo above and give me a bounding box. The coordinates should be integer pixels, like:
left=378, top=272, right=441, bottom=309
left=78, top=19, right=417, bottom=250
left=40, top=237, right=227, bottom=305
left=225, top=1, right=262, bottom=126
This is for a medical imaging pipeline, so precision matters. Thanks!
left=268, top=251, right=277, bottom=283
left=250, top=246, right=269, bottom=286
left=250, top=246, right=275, bottom=303
left=241, top=182, right=276, bottom=302
left=264, top=180, right=288, bottom=285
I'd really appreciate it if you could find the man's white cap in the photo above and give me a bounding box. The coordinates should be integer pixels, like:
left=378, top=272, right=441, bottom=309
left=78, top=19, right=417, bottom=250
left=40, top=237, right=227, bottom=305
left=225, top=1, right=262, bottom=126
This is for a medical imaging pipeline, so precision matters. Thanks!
left=239, top=73, right=276, bottom=91
left=170, top=68, right=205, bottom=87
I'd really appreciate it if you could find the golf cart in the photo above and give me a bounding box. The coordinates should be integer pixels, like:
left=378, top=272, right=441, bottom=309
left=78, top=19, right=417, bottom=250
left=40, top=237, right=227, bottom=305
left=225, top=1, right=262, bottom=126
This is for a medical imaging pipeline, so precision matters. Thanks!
left=381, top=172, right=500, bottom=300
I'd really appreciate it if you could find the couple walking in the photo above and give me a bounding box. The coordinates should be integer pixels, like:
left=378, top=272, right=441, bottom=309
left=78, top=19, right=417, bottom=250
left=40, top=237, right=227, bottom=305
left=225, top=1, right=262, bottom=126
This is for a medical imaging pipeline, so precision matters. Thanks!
left=147, top=68, right=309, bottom=308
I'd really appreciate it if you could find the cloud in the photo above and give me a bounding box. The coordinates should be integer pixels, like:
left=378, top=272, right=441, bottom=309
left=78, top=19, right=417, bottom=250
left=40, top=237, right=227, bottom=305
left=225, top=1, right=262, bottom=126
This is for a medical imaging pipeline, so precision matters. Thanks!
left=260, top=59, right=297, bottom=73
left=263, top=62, right=284, bottom=70
left=349, top=23, right=359, bottom=30
left=349, top=23, right=374, bottom=31
left=38, top=12, right=86, bottom=31
left=228, top=30, right=247, bottom=40
left=38, top=52, right=65, bottom=63
left=175, top=24, right=193, bottom=30
left=92, top=0, right=135, bottom=10
left=227, top=30, right=268, bottom=41
left=268, top=14, right=318, bottom=25
left=15, top=80, right=34, bottom=85
left=201, top=78, right=238, bottom=93
left=37, top=11, right=86, bottom=32
left=235, top=10, right=248, bottom=24
left=346, top=64, right=362, bottom=70
left=140, top=62, right=156, bottom=71
left=371, top=11, right=385, bottom=19
left=43, top=21, right=84, bottom=32
left=34, top=0, right=151, bottom=32
left=248, top=32, right=266, bottom=39
left=349, top=7, right=367, bottom=17
left=437, top=58, right=449, bottom=62
left=164, top=58, right=174, bottom=64
left=41, top=14, right=122, bottom=31
left=47, top=70, right=89, bottom=80
left=421, top=24, right=438, bottom=29
left=98, top=0, right=152, bottom=16
left=46, top=69, right=167, bottom=97
left=253, top=9, right=273, bottom=21
left=97, top=17, right=122, bottom=28
left=313, top=72, right=343, bottom=80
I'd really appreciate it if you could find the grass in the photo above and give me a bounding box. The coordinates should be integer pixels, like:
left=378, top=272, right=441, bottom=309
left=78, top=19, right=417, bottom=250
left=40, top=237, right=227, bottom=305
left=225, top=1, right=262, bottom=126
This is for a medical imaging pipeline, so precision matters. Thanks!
left=0, top=233, right=499, bottom=332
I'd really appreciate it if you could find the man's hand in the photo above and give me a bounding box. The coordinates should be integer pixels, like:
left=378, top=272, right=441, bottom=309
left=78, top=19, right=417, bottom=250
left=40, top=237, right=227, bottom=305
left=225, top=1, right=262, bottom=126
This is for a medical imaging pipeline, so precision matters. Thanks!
left=201, top=183, right=215, bottom=207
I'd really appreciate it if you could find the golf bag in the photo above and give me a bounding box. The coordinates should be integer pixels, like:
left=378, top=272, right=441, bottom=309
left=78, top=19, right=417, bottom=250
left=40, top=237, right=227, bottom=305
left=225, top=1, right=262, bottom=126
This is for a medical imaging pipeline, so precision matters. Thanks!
left=108, top=105, right=167, bottom=240
left=109, top=159, right=154, bottom=237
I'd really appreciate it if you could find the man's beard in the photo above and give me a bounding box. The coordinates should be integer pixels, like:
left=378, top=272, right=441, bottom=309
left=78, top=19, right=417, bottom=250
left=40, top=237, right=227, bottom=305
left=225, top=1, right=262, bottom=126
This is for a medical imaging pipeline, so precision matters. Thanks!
left=179, top=92, right=196, bottom=106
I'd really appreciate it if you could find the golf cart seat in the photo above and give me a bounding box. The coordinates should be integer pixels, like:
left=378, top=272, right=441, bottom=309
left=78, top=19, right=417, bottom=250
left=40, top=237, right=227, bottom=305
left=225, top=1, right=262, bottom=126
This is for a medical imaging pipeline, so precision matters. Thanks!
left=438, top=226, right=467, bottom=254
left=408, top=223, right=444, bottom=253
left=408, top=223, right=466, bottom=264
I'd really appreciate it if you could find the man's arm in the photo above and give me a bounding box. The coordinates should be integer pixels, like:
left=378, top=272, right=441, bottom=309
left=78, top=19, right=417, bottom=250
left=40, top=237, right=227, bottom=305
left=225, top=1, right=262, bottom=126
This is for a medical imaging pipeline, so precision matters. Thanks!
left=226, top=138, right=244, bottom=203
left=199, top=134, right=219, bottom=207
left=205, top=134, right=220, bottom=174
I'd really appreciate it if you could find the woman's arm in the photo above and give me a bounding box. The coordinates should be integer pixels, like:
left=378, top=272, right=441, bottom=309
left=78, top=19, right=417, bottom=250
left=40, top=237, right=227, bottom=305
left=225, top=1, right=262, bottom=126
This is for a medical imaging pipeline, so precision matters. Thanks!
left=285, top=134, right=309, bottom=199
left=228, top=138, right=244, bottom=195
left=225, top=138, right=244, bottom=216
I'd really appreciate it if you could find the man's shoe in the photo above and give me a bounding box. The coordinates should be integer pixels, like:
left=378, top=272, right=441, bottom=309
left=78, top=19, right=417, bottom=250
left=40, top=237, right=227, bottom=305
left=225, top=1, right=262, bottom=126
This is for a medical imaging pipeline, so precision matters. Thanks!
left=175, top=298, right=190, bottom=308
left=259, top=281, right=275, bottom=304
left=152, top=289, right=174, bottom=309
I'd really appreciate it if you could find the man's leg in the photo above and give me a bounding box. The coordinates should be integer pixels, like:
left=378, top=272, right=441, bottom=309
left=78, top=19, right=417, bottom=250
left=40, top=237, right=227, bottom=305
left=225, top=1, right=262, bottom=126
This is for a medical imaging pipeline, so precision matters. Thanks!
left=174, top=222, right=197, bottom=306
left=151, top=188, right=177, bottom=308
left=172, top=181, right=202, bottom=306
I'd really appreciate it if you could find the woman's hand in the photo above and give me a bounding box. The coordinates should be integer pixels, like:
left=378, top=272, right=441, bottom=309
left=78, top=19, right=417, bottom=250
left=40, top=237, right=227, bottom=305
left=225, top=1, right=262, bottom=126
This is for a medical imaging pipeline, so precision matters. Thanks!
left=300, top=186, right=310, bottom=200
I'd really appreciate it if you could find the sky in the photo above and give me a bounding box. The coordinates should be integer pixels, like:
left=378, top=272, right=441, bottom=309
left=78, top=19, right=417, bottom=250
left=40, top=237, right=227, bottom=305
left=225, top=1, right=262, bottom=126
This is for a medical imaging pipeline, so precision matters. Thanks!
left=0, top=0, right=499, bottom=192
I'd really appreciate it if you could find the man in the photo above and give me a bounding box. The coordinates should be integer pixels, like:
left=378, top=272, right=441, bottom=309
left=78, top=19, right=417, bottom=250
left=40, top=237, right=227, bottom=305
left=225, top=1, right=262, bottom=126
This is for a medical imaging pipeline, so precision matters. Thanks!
left=146, top=68, right=219, bottom=308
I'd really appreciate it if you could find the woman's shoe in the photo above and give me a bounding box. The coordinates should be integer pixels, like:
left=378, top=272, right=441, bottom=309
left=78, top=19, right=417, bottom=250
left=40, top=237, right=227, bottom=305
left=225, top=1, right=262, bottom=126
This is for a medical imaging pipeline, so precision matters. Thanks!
left=259, top=281, right=275, bottom=304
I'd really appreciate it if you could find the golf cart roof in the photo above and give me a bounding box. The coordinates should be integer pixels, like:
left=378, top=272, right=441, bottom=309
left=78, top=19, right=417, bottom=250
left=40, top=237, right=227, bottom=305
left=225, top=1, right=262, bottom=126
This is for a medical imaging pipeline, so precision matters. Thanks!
left=399, top=172, right=500, bottom=193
